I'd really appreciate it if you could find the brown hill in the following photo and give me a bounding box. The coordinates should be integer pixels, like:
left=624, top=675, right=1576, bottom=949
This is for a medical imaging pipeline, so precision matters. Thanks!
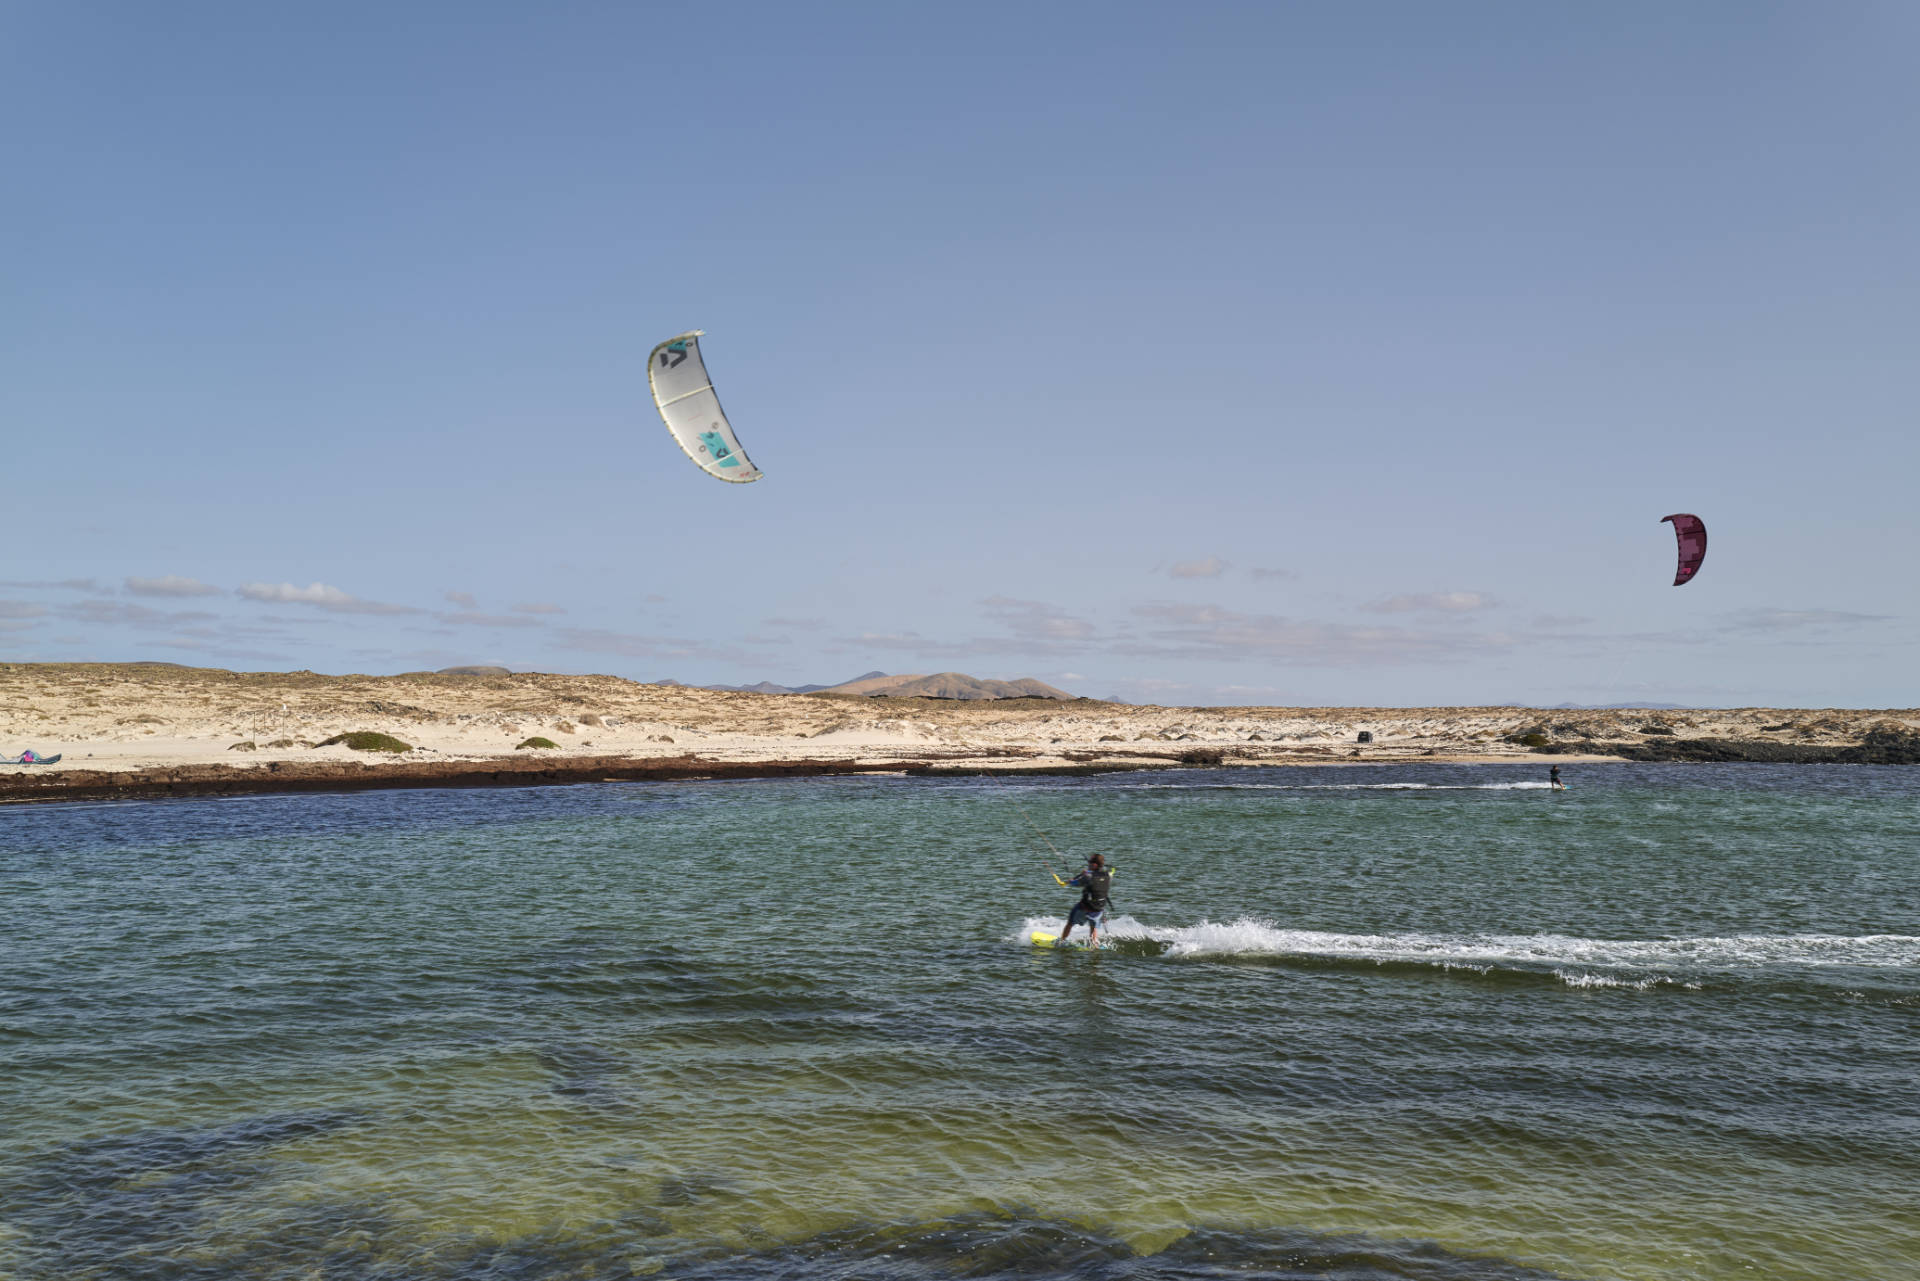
left=817, top=671, right=1078, bottom=700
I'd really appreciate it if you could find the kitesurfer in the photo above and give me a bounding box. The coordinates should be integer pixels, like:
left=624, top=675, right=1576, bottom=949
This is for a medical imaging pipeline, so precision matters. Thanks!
left=1059, top=854, right=1113, bottom=947
left=1549, top=764, right=1564, bottom=791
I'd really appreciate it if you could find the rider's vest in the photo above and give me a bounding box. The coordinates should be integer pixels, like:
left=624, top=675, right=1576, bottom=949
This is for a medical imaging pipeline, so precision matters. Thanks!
left=1078, top=867, right=1112, bottom=912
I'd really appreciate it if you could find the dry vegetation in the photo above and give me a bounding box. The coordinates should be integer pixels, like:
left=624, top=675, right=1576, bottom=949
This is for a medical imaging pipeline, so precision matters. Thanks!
left=3, top=663, right=1916, bottom=779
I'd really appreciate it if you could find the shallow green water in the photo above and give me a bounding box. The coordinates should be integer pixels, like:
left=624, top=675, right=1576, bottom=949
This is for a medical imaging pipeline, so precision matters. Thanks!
left=3, top=763, right=1917, bottom=1280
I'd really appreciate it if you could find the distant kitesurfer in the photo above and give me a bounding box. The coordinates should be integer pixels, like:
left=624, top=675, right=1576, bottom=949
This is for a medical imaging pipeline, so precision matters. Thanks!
left=1058, top=854, right=1113, bottom=948
left=1549, top=764, right=1564, bottom=791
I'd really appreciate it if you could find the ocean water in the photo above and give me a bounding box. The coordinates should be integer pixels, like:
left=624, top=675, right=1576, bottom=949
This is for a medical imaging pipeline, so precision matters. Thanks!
left=3, top=763, right=1916, bottom=1281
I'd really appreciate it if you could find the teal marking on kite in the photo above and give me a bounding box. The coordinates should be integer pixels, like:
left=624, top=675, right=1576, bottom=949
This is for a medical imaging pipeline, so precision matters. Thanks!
left=698, top=431, right=739, bottom=466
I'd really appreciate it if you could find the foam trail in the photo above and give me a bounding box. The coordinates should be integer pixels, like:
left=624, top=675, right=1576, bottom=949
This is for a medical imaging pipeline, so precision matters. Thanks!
left=1114, top=781, right=1556, bottom=791
left=1153, top=923, right=1920, bottom=966
left=1013, top=919, right=1920, bottom=986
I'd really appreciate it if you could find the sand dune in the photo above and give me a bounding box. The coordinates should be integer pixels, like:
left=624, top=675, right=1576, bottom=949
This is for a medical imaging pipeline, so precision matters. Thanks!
left=4, top=663, right=1915, bottom=795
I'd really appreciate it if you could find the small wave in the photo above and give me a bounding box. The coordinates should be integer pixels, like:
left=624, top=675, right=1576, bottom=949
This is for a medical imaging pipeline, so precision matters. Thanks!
left=1551, top=969, right=1699, bottom=992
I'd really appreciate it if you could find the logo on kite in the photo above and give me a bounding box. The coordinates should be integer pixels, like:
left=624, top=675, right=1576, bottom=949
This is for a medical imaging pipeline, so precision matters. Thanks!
left=1661, top=513, right=1707, bottom=586
left=646, top=330, right=764, bottom=484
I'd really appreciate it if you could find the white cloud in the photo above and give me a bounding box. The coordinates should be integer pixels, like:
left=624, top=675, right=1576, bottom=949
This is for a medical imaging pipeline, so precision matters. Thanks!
left=837, top=597, right=1100, bottom=662
left=125, top=575, right=221, bottom=597
left=149, top=636, right=295, bottom=661
left=1362, top=591, right=1498, bottom=615
left=437, top=612, right=544, bottom=628
left=258, top=613, right=344, bottom=627
left=1125, top=601, right=1510, bottom=666
left=553, top=626, right=738, bottom=663
left=0, top=578, right=102, bottom=593
left=1168, top=555, right=1229, bottom=579
left=61, top=601, right=218, bottom=627
left=444, top=590, right=477, bottom=609
left=512, top=601, right=565, bottom=615
left=847, top=630, right=972, bottom=656
left=236, top=582, right=420, bottom=615
left=0, top=601, right=49, bottom=619
left=981, top=595, right=1095, bottom=642
left=1721, top=608, right=1894, bottom=633
left=1134, top=603, right=1236, bottom=626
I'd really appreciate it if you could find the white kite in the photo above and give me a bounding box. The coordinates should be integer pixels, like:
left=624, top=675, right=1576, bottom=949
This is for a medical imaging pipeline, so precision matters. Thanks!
left=647, top=330, right=763, bottom=483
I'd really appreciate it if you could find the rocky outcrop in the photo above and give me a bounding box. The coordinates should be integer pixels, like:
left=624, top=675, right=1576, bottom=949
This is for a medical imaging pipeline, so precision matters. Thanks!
left=1600, top=726, right=1920, bottom=764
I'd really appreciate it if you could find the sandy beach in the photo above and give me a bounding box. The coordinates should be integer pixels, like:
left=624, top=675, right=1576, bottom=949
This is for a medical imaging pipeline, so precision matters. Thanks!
left=3, top=663, right=1916, bottom=804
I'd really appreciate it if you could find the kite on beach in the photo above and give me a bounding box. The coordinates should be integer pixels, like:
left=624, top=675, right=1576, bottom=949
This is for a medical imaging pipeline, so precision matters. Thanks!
left=1661, top=513, right=1707, bottom=586
left=3, top=750, right=61, bottom=765
left=647, top=331, right=763, bottom=483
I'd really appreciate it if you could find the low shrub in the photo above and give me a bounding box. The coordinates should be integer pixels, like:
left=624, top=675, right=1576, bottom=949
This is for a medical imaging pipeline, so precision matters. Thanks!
left=1180, top=747, right=1226, bottom=765
left=516, top=736, right=560, bottom=750
left=315, top=731, right=413, bottom=752
left=227, top=741, right=257, bottom=751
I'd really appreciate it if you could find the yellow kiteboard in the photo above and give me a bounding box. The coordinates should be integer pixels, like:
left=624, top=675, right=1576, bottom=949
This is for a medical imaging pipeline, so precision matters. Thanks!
left=1031, top=930, right=1098, bottom=950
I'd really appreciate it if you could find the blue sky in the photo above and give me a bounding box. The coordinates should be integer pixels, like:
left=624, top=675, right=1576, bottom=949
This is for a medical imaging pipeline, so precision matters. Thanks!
left=4, top=2, right=1915, bottom=706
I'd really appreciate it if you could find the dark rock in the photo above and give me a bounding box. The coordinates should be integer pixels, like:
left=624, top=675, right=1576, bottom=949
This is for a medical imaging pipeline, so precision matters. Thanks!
left=1603, top=730, right=1920, bottom=764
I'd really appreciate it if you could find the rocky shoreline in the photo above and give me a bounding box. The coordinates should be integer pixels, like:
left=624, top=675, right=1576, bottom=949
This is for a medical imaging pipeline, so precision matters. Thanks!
left=1533, top=728, right=1920, bottom=764
left=0, top=754, right=941, bottom=806
left=8, top=734, right=1920, bottom=807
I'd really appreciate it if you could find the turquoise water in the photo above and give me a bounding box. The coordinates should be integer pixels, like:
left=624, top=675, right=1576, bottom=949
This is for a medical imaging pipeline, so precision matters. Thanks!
left=3, top=763, right=1917, bottom=1280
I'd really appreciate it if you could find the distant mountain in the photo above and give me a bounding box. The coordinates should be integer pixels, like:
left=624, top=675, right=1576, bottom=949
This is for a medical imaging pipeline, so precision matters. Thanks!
left=653, top=671, right=889, bottom=696
left=649, top=670, right=1079, bottom=700
left=818, top=671, right=1077, bottom=700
